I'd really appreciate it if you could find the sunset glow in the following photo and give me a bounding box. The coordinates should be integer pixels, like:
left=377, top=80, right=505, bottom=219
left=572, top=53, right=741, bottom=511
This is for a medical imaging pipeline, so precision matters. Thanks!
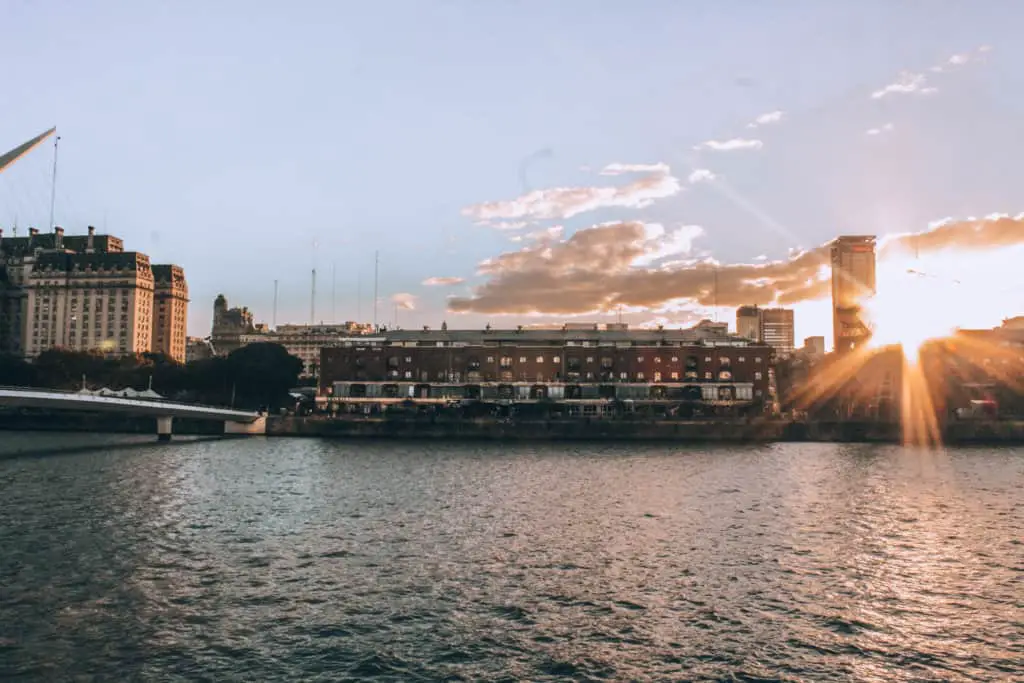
left=863, top=258, right=961, bottom=361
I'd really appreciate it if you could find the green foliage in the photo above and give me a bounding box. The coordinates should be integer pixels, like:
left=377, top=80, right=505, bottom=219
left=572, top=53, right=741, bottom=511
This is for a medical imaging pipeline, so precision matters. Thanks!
left=1, top=343, right=304, bottom=410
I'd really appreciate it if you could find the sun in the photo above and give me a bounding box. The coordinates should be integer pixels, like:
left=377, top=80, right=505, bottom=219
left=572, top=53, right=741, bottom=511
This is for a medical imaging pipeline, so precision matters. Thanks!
left=863, top=261, right=959, bottom=361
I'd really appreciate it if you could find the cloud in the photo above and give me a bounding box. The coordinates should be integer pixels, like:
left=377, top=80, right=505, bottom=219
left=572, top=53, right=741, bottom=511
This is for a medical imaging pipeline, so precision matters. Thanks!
left=948, top=53, right=970, bottom=66
left=881, top=214, right=1024, bottom=257
left=391, top=292, right=417, bottom=310
left=871, top=71, right=938, bottom=99
left=447, top=221, right=827, bottom=315
left=632, top=224, right=705, bottom=267
left=475, top=220, right=530, bottom=231
left=698, top=138, right=764, bottom=152
left=747, top=110, right=784, bottom=128
left=525, top=226, right=564, bottom=242
left=448, top=215, right=1024, bottom=316
left=462, top=165, right=681, bottom=222
left=422, top=276, right=465, bottom=286
left=599, top=162, right=671, bottom=176
left=687, top=168, right=716, bottom=183
left=865, top=123, right=895, bottom=136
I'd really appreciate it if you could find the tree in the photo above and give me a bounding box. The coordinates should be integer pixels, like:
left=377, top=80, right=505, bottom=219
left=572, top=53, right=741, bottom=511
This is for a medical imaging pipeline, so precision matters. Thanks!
left=224, top=342, right=303, bottom=409
left=0, top=354, right=37, bottom=387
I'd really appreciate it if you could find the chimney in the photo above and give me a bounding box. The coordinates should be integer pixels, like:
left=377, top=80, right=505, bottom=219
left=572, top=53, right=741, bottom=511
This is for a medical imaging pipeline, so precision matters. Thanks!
left=28, top=227, right=38, bottom=248
left=54, top=225, right=64, bottom=249
left=87, top=225, right=95, bottom=252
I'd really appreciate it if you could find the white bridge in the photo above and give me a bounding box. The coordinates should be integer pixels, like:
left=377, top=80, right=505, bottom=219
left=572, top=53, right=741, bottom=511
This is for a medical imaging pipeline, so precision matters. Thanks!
left=0, top=387, right=266, bottom=440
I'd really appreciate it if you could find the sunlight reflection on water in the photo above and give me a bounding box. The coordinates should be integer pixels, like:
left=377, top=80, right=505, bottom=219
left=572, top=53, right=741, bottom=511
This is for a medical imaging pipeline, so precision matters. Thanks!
left=1, top=435, right=1021, bottom=681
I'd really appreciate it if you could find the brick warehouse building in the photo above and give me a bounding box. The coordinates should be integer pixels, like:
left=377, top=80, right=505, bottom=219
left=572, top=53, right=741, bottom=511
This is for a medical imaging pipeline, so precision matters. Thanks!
left=319, top=324, right=774, bottom=414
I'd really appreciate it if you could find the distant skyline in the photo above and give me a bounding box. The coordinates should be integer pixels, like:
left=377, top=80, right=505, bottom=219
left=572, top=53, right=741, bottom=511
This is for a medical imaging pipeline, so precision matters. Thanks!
left=2, top=1, right=1023, bottom=346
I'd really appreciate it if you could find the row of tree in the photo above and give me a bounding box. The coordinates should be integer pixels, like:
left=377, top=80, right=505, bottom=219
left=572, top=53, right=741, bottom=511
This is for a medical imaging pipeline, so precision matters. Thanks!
left=0, top=342, right=304, bottom=410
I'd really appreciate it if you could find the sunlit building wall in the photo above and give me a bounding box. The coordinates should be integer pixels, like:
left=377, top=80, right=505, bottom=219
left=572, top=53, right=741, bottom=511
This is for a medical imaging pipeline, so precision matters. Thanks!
left=760, top=308, right=796, bottom=355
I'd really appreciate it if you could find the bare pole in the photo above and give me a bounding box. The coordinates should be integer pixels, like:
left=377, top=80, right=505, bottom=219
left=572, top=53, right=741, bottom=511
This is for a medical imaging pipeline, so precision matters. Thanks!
left=310, top=268, right=316, bottom=325
left=713, top=266, right=719, bottom=322
left=273, top=279, right=279, bottom=329
left=373, top=250, right=379, bottom=330
left=310, top=238, right=317, bottom=325
left=48, top=133, right=60, bottom=230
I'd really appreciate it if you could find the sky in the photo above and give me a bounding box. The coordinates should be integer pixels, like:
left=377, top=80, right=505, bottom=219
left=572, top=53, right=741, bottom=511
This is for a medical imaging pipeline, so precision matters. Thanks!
left=2, top=0, right=1023, bottom=346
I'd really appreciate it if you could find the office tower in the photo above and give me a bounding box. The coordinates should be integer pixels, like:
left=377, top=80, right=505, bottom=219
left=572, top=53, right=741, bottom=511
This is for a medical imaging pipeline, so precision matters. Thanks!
left=736, top=305, right=761, bottom=341
left=759, top=308, right=795, bottom=355
left=831, top=235, right=876, bottom=353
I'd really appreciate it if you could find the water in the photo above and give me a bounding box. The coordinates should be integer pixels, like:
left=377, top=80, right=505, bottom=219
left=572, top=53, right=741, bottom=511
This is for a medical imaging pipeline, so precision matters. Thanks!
left=1, top=433, right=1021, bottom=682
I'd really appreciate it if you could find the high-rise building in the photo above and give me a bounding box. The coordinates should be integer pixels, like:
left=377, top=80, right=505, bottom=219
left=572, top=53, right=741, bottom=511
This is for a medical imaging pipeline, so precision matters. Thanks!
left=0, top=226, right=187, bottom=359
left=803, top=335, right=826, bottom=357
left=831, top=235, right=876, bottom=353
left=759, top=308, right=795, bottom=355
left=736, top=305, right=761, bottom=341
left=152, top=265, right=190, bottom=363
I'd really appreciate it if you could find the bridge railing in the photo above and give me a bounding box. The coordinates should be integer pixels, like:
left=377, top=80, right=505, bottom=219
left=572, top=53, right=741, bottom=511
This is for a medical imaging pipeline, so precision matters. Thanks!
left=0, top=385, right=259, bottom=418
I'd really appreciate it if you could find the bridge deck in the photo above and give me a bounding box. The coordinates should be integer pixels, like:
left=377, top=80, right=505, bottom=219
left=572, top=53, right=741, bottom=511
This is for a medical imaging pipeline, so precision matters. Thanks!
left=0, top=387, right=259, bottom=422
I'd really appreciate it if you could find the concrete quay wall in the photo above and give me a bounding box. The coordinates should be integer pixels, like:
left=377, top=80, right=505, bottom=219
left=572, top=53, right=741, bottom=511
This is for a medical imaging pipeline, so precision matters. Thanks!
left=267, top=417, right=1024, bottom=444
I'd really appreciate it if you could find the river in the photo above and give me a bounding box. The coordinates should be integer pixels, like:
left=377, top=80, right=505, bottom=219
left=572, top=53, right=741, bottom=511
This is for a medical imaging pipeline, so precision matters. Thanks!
left=1, top=433, right=1021, bottom=681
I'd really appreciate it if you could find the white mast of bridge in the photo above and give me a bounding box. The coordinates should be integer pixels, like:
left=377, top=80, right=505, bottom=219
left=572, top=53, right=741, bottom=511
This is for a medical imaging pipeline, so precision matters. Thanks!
left=0, top=127, right=56, bottom=175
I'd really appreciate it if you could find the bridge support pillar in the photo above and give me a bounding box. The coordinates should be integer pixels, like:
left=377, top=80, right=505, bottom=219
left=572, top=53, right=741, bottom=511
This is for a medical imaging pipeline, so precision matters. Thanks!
left=224, top=416, right=267, bottom=435
left=156, top=416, right=173, bottom=442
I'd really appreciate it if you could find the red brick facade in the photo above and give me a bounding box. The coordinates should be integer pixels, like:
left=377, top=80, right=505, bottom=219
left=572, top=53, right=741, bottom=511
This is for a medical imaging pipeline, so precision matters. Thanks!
left=320, top=342, right=772, bottom=398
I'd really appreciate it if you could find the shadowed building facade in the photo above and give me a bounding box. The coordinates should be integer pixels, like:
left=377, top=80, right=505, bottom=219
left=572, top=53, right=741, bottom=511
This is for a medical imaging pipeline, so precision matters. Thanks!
left=320, top=325, right=773, bottom=412
left=831, top=235, right=876, bottom=354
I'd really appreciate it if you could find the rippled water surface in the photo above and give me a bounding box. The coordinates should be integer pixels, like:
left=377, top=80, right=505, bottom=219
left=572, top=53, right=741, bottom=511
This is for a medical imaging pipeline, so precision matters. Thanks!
left=1, top=433, right=1022, bottom=681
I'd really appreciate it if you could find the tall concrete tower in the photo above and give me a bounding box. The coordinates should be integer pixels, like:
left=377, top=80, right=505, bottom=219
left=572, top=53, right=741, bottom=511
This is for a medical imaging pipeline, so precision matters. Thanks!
left=831, top=235, right=877, bottom=353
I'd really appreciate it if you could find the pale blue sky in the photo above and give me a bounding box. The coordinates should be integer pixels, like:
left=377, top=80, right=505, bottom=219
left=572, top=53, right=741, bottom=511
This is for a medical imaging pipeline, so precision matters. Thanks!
left=2, top=1, right=1022, bottom=340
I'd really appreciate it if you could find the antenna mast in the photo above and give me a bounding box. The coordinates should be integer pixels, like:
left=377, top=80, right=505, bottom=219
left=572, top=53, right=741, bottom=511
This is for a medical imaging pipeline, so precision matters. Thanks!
left=331, top=263, right=336, bottom=324
left=310, top=238, right=317, bottom=325
left=48, top=133, right=60, bottom=230
left=310, top=268, right=316, bottom=325
left=273, top=279, right=279, bottom=329
left=373, top=250, right=379, bottom=330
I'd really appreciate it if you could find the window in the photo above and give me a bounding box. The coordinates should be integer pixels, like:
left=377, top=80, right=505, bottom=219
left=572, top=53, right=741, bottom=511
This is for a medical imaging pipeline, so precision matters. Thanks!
left=586, top=356, right=594, bottom=363
left=552, top=356, right=560, bottom=363
left=404, top=371, right=412, bottom=379
left=637, top=356, right=644, bottom=362
left=637, top=372, right=646, bottom=381
left=486, top=356, right=494, bottom=363
left=671, top=356, right=679, bottom=362
left=670, top=371, right=679, bottom=380
left=654, top=356, right=662, bottom=364
left=705, top=356, right=712, bottom=362
left=704, top=372, right=712, bottom=379
left=619, top=372, right=628, bottom=380
left=719, top=370, right=732, bottom=380
left=755, top=357, right=762, bottom=363
left=755, top=371, right=763, bottom=380
left=653, top=371, right=661, bottom=382
left=536, top=356, right=544, bottom=363
left=519, top=356, right=527, bottom=363
left=405, top=356, right=412, bottom=363
left=500, top=356, right=512, bottom=367
left=738, top=356, right=746, bottom=362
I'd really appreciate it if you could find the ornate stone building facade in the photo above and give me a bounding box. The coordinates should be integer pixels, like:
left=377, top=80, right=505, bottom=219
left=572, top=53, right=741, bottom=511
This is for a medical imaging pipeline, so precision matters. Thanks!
left=0, top=226, right=188, bottom=360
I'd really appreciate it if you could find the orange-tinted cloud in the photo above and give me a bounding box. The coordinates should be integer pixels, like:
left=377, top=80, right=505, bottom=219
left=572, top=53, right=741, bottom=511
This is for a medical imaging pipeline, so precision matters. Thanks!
left=461, top=164, right=681, bottom=222
left=448, top=215, right=1024, bottom=316
left=422, top=276, right=465, bottom=286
